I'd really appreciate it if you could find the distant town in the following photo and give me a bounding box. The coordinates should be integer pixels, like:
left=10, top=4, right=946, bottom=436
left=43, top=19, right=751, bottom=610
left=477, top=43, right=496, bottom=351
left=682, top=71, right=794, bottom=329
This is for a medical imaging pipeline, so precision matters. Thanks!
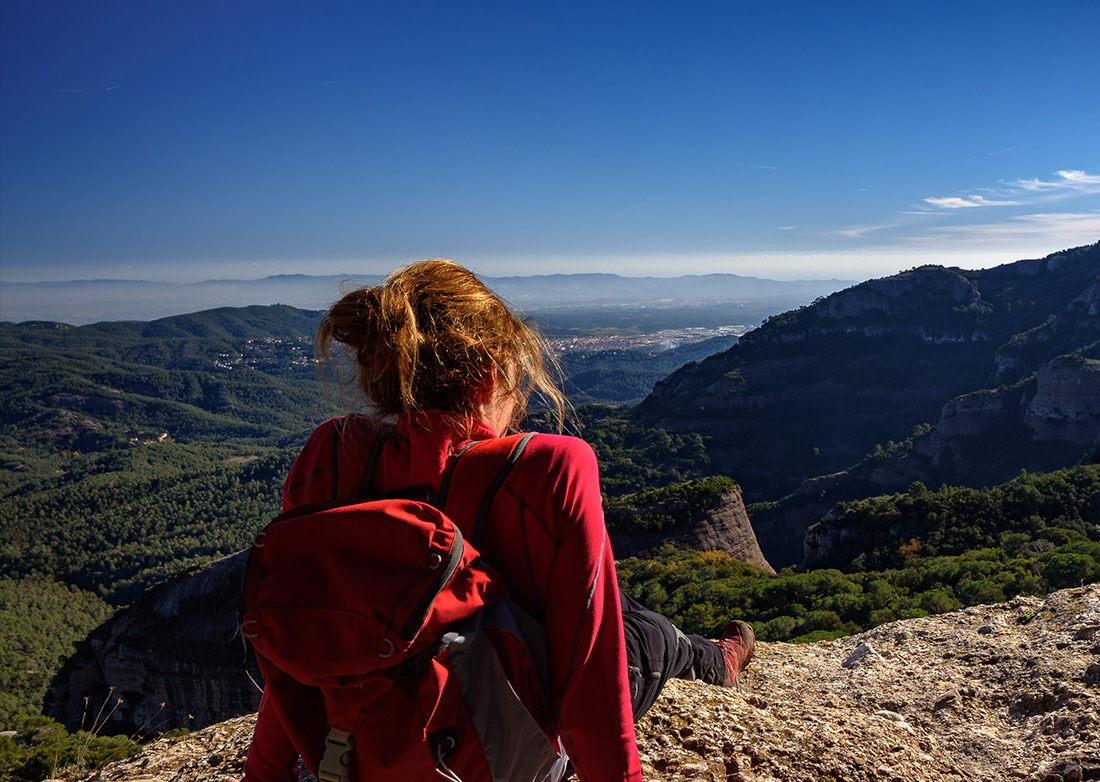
left=210, top=326, right=751, bottom=371
left=546, top=324, right=749, bottom=353
left=212, top=336, right=313, bottom=371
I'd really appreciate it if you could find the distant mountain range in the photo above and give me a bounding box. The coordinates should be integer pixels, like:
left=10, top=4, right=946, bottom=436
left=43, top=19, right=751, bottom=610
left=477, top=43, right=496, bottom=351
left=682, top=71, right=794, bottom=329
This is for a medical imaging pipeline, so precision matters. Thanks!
left=0, top=272, right=853, bottom=326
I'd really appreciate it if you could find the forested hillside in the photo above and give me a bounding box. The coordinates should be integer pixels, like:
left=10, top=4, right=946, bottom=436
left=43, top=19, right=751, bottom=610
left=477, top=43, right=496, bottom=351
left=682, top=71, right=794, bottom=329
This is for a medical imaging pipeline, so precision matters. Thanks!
left=0, top=312, right=324, bottom=734
left=618, top=465, right=1100, bottom=643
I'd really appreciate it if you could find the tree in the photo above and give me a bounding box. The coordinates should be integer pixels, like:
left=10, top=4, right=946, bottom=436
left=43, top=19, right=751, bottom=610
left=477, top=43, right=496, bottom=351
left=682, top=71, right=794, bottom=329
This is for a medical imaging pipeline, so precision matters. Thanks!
left=1042, top=553, right=1098, bottom=589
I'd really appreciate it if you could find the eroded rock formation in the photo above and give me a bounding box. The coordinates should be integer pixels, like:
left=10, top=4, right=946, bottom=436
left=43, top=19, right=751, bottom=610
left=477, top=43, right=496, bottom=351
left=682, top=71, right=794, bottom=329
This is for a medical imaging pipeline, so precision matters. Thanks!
left=608, top=484, right=775, bottom=573
left=45, top=551, right=259, bottom=735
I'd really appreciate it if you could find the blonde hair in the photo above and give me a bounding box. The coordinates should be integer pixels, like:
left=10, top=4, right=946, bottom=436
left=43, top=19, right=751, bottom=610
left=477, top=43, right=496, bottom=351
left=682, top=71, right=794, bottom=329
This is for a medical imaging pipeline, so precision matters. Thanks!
left=316, top=259, right=567, bottom=433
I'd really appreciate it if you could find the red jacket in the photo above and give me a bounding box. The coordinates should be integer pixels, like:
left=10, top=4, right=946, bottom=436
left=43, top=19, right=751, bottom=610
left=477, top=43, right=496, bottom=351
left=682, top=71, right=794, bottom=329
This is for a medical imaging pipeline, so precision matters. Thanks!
left=243, top=412, right=642, bottom=782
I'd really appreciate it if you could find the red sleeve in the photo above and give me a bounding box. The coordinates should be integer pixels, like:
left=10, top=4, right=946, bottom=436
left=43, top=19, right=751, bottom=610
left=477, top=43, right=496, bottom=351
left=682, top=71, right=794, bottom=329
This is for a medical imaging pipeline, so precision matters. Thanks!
left=243, top=691, right=299, bottom=782
left=531, top=438, right=642, bottom=782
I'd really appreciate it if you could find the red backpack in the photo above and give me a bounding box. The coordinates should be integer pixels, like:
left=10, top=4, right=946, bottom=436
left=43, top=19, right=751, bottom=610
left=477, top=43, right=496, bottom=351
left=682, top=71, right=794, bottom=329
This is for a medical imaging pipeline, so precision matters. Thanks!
left=239, top=432, right=568, bottom=782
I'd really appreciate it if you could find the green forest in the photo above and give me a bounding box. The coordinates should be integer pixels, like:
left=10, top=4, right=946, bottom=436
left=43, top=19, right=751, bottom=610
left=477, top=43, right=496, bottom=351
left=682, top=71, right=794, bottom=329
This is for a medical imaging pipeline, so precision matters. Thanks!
left=617, top=466, right=1100, bottom=643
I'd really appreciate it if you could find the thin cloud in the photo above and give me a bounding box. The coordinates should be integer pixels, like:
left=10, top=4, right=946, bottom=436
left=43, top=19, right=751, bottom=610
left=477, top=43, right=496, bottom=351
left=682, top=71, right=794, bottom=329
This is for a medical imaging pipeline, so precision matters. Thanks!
left=986, top=147, right=1020, bottom=156
left=776, top=225, right=797, bottom=231
left=49, top=88, right=83, bottom=94
left=1061, top=170, right=1100, bottom=185
left=924, top=195, right=1019, bottom=209
left=912, top=210, right=1100, bottom=245
left=835, top=224, right=892, bottom=239
left=740, top=163, right=779, bottom=170
left=1011, top=170, right=1100, bottom=193
left=921, top=169, right=1100, bottom=214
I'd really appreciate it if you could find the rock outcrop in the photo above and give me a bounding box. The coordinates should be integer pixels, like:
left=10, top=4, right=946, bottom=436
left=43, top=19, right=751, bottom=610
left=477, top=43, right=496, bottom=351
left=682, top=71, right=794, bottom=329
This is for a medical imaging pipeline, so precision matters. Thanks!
left=75, top=584, right=1100, bottom=782
left=608, top=484, right=775, bottom=573
left=1026, top=357, right=1100, bottom=445
left=756, top=258, right=1100, bottom=567
left=45, top=552, right=260, bottom=735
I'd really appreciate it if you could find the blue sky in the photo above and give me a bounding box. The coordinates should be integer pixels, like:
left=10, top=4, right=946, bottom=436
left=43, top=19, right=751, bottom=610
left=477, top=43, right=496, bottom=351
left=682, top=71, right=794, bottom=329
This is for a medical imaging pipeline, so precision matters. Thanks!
left=1, top=0, right=1098, bottom=285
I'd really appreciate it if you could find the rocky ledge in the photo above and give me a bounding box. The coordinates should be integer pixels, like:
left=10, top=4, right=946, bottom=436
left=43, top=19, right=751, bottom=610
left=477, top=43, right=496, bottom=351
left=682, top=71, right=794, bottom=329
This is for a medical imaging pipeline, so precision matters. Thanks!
left=75, top=584, right=1100, bottom=782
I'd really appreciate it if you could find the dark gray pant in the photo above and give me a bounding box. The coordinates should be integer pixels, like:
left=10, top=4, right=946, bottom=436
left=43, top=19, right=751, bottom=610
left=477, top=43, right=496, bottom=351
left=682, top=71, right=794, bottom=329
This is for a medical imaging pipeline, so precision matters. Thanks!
left=620, top=592, right=725, bottom=721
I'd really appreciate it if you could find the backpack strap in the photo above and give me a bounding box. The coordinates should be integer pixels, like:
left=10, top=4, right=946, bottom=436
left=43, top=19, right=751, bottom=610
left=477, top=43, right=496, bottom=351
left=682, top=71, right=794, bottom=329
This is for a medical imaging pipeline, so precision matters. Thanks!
left=318, top=728, right=354, bottom=782
left=356, top=435, right=391, bottom=499
left=437, top=438, right=482, bottom=507
left=445, top=432, right=537, bottom=547
left=330, top=416, right=392, bottom=501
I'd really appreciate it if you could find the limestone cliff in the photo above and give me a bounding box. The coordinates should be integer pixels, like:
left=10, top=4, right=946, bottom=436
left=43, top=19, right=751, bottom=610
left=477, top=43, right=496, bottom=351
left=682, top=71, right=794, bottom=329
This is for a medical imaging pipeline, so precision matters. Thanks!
left=45, top=551, right=260, bottom=735
left=1026, top=357, right=1100, bottom=445
left=726, top=244, right=1100, bottom=568
left=607, top=483, right=775, bottom=573
left=75, top=584, right=1100, bottom=782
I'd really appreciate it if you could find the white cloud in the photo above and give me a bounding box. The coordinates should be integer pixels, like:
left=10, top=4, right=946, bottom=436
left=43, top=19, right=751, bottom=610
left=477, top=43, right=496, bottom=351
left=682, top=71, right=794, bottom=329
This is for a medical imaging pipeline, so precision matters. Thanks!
left=910, top=211, right=1100, bottom=246
left=924, top=195, right=1018, bottom=209
left=922, top=170, right=1100, bottom=213
left=1009, top=170, right=1100, bottom=194
left=835, top=225, right=889, bottom=238
left=1058, top=170, right=1100, bottom=185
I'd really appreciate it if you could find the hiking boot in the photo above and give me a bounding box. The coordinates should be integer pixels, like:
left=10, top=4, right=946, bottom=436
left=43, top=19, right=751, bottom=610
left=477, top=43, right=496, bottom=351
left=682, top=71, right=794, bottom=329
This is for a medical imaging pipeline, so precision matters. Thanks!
left=716, top=620, right=755, bottom=689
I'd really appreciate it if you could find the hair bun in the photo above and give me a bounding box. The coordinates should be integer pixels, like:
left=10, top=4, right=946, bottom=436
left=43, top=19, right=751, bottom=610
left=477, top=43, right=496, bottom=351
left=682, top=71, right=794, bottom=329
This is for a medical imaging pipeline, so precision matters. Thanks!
left=314, top=259, right=566, bottom=431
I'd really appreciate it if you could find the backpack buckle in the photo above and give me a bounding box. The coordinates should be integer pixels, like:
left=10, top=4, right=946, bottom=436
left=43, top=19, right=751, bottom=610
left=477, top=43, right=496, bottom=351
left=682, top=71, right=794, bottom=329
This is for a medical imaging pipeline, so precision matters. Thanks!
left=318, top=727, right=354, bottom=782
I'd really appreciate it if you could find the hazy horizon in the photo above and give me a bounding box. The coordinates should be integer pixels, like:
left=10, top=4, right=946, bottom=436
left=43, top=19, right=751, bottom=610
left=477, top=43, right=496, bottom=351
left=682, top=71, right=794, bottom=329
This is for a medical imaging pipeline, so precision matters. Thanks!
left=0, top=247, right=1060, bottom=287
left=0, top=268, right=858, bottom=326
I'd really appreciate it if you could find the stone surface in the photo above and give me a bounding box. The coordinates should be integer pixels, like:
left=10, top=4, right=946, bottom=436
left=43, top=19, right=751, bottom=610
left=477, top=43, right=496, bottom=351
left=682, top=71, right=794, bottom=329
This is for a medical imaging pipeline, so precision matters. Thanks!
left=73, top=584, right=1100, bottom=782
left=1026, top=358, right=1100, bottom=445
left=46, top=551, right=261, bottom=735
left=609, top=485, right=776, bottom=573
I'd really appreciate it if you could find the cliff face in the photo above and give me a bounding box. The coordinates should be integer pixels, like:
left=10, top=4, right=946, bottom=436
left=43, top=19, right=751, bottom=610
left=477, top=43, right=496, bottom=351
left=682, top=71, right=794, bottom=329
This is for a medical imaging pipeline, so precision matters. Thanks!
left=1026, top=357, right=1100, bottom=445
left=45, top=552, right=260, bottom=734
left=607, top=485, right=775, bottom=573
left=76, top=584, right=1100, bottom=782
left=816, top=265, right=981, bottom=326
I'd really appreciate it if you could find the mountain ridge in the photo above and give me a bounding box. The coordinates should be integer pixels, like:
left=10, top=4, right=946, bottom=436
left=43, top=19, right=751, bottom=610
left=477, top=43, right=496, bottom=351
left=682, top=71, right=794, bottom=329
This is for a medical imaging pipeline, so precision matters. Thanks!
left=636, top=242, right=1100, bottom=565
